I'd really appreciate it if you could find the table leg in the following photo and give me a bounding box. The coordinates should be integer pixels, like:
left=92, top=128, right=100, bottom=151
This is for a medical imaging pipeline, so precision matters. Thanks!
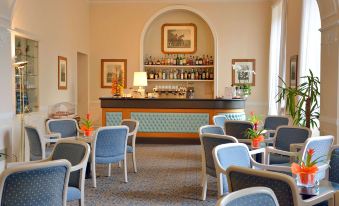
left=335, top=191, right=339, bottom=206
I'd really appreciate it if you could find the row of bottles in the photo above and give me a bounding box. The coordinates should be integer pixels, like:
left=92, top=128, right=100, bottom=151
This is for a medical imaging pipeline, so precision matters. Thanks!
left=147, top=68, right=214, bottom=80
left=144, top=54, right=213, bottom=66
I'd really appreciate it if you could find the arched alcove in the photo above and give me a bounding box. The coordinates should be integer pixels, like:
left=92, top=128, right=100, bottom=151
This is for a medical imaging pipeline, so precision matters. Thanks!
left=139, top=5, right=218, bottom=97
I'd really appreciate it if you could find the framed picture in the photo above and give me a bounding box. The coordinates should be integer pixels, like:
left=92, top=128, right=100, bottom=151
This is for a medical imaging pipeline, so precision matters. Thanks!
left=161, top=23, right=197, bottom=54
left=101, top=59, right=127, bottom=88
left=58, top=56, right=67, bottom=90
left=232, top=59, right=256, bottom=86
left=290, top=55, right=298, bottom=88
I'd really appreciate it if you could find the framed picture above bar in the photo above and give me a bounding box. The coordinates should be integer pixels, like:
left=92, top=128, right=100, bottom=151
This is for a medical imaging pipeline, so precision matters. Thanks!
left=161, top=23, right=197, bottom=54
left=290, top=55, right=298, bottom=88
left=101, top=59, right=127, bottom=88
left=58, top=56, right=67, bottom=90
left=232, top=59, right=256, bottom=86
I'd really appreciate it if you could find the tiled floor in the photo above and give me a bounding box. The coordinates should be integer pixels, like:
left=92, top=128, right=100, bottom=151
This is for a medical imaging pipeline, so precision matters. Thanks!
left=71, top=144, right=218, bottom=206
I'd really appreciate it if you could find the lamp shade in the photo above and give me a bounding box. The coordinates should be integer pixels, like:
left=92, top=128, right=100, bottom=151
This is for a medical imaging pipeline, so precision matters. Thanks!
left=133, top=72, right=148, bottom=87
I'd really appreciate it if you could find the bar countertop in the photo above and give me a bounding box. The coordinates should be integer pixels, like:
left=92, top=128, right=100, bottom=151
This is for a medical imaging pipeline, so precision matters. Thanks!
left=99, top=97, right=245, bottom=109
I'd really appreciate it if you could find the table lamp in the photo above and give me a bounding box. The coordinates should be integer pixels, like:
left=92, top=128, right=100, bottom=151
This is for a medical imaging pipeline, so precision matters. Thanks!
left=133, top=72, right=148, bottom=97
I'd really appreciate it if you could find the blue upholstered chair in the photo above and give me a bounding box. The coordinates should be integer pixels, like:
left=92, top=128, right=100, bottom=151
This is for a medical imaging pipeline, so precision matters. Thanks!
left=199, top=133, right=238, bottom=200
left=0, top=160, right=71, bottom=206
left=263, top=115, right=291, bottom=137
left=212, top=143, right=268, bottom=197
left=266, top=126, right=311, bottom=164
left=226, top=166, right=334, bottom=206
left=199, top=125, right=225, bottom=135
left=213, top=115, right=227, bottom=129
left=121, top=119, right=139, bottom=173
left=48, top=140, right=90, bottom=205
left=46, top=119, right=82, bottom=138
left=91, top=126, right=129, bottom=187
left=216, top=187, right=279, bottom=206
left=224, top=120, right=253, bottom=143
left=25, top=125, right=60, bottom=161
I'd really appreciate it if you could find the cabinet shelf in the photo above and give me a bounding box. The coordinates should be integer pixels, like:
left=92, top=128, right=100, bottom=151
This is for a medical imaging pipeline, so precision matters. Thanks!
left=148, top=79, right=214, bottom=82
left=144, top=65, right=214, bottom=68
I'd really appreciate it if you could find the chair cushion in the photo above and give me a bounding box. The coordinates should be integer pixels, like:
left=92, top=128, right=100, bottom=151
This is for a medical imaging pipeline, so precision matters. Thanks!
left=30, top=147, right=53, bottom=161
left=67, top=186, right=81, bottom=201
left=95, top=154, right=125, bottom=164
left=206, top=167, right=216, bottom=177
left=269, top=154, right=290, bottom=164
left=127, top=145, right=133, bottom=153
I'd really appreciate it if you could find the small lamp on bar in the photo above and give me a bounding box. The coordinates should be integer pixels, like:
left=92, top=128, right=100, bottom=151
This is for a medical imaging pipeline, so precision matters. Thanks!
left=133, top=72, right=148, bottom=98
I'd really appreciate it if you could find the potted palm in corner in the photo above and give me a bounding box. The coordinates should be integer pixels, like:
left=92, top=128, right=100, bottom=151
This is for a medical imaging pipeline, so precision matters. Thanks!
left=276, top=70, right=320, bottom=128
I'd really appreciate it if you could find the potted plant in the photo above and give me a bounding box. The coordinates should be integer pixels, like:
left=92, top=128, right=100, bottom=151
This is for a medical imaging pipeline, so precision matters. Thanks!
left=276, top=70, right=320, bottom=128
left=248, top=111, right=262, bottom=130
left=81, top=113, right=94, bottom=137
left=245, top=128, right=265, bottom=148
left=291, top=148, right=322, bottom=187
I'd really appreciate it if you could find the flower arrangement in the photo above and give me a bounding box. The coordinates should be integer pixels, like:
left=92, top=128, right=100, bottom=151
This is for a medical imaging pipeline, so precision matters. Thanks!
left=291, top=148, right=322, bottom=187
left=248, top=112, right=262, bottom=130
left=81, top=113, right=94, bottom=137
left=245, top=128, right=265, bottom=148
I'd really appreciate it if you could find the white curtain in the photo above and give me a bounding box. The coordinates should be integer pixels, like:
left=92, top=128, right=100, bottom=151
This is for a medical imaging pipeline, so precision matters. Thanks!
left=299, top=0, right=321, bottom=79
left=268, top=0, right=287, bottom=115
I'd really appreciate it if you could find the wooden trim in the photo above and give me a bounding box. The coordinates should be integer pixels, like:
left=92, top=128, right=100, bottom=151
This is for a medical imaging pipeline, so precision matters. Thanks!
left=231, top=59, right=256, bottom=86
left=58, top=56, right=67, bottom=90
left=161, top=23, right=197, bottom=54
left=101, top=59, right=127, bottom=88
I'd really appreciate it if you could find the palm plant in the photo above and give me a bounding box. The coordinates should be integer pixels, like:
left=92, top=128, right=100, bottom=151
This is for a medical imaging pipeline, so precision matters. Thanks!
left=276, top=70, right=320, bottom=128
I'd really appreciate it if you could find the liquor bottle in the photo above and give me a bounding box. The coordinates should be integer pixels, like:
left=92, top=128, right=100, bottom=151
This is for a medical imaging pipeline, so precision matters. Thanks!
left=159, top=70, right=162, bottom=79
left=202, top=70, right=206, bottom=80
left=195, top=69, right=199, bottom=80
left=209, top=69, right=214, bottom=80
left=155, top=71, right=159, bottom=79
left=192, top=56, right=196, bottom=65
left=195, top=56, right=199, bottom=65
left=184, top=70, right=188, bottom=79
left=169, top=69, right=174, bottom=79
left=162, top=70, right=166, bottom=80
left=179, top=55, right=183, bottom=65
left=180, top=69, right=184, bottom=80
left=202, top=55, right=206, bottom=65
left=175, top=55, right=179, bottom=65
left=206, top=69, right=209, bottom=80
left=173, top=69, right=177, bottom=79
left=199, top=56, right=203, bottom=65
left=183, top=55, right=187, bottom=65
left=144, top=57, right=149, bottom=65
left=204, top=55, right=209, bottom=65
left=172, top=55, right=176, bottom=65
left=198, top=69, right=202, bottom=79
left=156, top=58, right=161, bottom=65
left=149, top=56, right=153, bottom=65
left=189, top=56, right=193, bottom=65
left=209, top=56, right=214, bottom=65
left=149, top=70, right=154, bottom=79
left=191, top=69, right=195, bottom=80
left=187, top=70, right=191, bottom=79
left=161, top=57, right=165, bottom=65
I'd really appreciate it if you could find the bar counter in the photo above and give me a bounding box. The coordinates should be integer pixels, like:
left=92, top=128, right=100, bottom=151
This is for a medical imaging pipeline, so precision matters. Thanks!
left=100, top=97, right=245, bottom=139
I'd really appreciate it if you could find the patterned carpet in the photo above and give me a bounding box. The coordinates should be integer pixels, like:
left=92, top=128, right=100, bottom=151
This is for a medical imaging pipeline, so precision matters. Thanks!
left=70, top=144, right=218, bottom=206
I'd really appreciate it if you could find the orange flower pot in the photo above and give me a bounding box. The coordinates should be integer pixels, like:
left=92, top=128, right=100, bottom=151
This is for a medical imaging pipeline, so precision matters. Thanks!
left=251, top=135, right=264, bottom=148
left=84, top=130, right=92, bottom=137
left=297, top=173, right=316, bottom=187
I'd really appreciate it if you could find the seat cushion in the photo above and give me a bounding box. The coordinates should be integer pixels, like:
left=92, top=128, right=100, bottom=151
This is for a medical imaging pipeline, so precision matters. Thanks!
left=269, top=154, right=290, bottom=164
left=67, top=186, right=81, bottom=201
left=95, top=154, right=124, bottom=164
left=127, top=145, right=133, bottom=153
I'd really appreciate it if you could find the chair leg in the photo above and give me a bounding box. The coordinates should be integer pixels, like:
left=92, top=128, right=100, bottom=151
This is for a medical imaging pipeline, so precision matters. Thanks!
left=201, top=175, right=208, bottom=201
left=80, top=198, right=84, bottom=206
left=124, top=159, right=128, bottom=183
left=92, top=162, right=97, bottom=188
left=217, top=173, right=223, bottom=198
left=118, top=161, right=122, bottom=168
left=132, top=151, right=137, bottom=173
left=108, top=163, right=111, bottom=177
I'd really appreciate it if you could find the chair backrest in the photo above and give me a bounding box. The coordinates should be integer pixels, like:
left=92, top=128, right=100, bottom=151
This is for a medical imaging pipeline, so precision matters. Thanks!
left=199, top=125, right=225, bottom=135
left=50, top=140, right=90, bottom=189
left=213, top=115, right=227, bottom=128
left=93, top=126, right=129, bottom=158
left=24, top=126, right=43, bottom=161
left=263, top=115, right=291, bottom=130
left=200, top=133, right=238, bottom=177
left=227, top=166, right=300, bottom=206
left=0, top=160, right=71, bottom=206
left=213, top=143, right=253, bottom=193
left=46, top=119, right=78, bottom=138
left=216, top=187, right=279, bottom=206
left=274, top=126, right=311, bottom=151
left=224, top=120, right=253, bottom=139
left=329, top=145, right=339, bottom=183
left=121, top=119, right=139, bottom=145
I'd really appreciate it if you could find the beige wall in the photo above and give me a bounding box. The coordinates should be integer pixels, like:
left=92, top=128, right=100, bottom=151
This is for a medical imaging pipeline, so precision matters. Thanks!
left=89, top=2, right=272, bottom=124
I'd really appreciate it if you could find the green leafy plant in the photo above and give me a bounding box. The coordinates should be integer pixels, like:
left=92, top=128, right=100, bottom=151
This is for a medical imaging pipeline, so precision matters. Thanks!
left=245, top=128, right=264, bottom=140
left=276, top=70, right=320, bottom=128
left=240, top=84, right=252, bottom=96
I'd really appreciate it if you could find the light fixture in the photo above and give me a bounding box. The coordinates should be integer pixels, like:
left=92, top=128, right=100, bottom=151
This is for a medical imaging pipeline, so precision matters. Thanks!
left=133, top=72, right=148, bottom=98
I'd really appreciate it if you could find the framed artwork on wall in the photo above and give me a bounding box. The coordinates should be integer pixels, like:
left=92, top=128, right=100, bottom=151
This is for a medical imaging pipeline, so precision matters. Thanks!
left=290, top=55, right=298, bottom=88
left=161, top=23, right=197, bottom=54
left=58, top=56, right=67, bottom=90
left=101, top=59, right=127, bottom=88
left=232, top=59, right=256, bottom=86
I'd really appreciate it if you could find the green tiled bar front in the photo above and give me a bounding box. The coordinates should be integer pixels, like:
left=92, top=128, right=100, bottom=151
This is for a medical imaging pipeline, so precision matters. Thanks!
left=106, top=112, right=122, bottom=126
left=131, top=112, right=209, bottom=133
left=217, top=112, right=246, bottom=120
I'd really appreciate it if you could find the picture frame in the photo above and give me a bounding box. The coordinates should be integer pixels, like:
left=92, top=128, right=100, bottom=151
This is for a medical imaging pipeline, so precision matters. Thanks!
left=58, top=56, right=67, bottom=90
left=161, top=23, right=197, bottom=54
left=232, top=59, right=256, bottom=86
left=101, top=59, right=127, bottom=88
left=290, top=55, right=298, bottom=88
